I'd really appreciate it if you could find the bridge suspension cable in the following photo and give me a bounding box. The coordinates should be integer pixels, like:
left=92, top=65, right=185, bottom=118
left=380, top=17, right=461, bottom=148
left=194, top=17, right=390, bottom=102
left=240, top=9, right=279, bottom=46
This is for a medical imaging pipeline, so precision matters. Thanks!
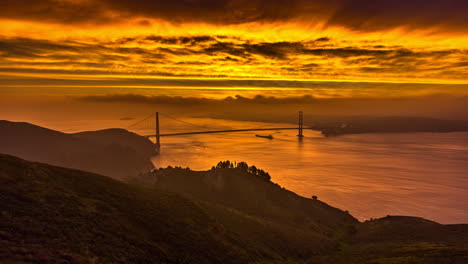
left=125, top=113, right=155, bottom=130
left=125, top=112, right=215, bottom=132
left=158, top=113, right=211, bottom=130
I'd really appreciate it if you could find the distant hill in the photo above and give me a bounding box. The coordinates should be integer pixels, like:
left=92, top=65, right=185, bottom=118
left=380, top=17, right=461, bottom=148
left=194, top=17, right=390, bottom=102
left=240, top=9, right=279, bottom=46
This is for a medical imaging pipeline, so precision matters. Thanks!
left=309, top=116, right=468, bottom=136
left=0, top=120, right=155, bottom=179
left=1, top=155, right=466, bottom=264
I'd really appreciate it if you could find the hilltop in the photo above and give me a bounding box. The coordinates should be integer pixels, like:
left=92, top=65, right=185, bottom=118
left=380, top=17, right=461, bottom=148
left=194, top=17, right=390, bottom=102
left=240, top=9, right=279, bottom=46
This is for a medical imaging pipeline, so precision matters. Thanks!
left=1, top=154, right=467, bottom=263
left=0, top=120, right=155, bottom=179
left=132, top=161, right=357, bottom=234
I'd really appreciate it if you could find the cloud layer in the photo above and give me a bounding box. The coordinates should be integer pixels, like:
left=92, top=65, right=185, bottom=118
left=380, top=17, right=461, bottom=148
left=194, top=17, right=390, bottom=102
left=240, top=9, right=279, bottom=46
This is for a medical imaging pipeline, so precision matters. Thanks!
left=1, top=0, right=467, bottom=33
left=74, top=93, right=468, bottom=122
left=1, top=35, right=466, bottom=85
left=0, top=0, right=467, bottom=95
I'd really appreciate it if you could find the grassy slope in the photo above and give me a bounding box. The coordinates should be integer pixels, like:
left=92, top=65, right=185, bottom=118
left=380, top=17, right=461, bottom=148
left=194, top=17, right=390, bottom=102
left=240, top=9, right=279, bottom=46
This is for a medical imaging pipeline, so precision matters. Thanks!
left=305, top=217, right=468, bottom=264
left=1, top=154, right=467, bottom=264
left=0, top=154, right=337, bottom=264
left=341, top=216, right=468, bottom=264
left=135, top=167, right=358, bottom=236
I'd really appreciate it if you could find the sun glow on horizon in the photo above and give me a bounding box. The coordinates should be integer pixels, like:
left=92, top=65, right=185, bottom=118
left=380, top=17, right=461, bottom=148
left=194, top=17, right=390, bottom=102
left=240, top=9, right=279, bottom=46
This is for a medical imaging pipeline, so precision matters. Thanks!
left=0, top=0, right=467, bottom=98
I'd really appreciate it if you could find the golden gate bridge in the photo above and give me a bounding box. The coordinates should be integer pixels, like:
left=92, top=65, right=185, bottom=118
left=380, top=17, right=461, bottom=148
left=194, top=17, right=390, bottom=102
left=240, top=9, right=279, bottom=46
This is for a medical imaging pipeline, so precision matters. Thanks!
left=126, top=111, right=308, bottom=153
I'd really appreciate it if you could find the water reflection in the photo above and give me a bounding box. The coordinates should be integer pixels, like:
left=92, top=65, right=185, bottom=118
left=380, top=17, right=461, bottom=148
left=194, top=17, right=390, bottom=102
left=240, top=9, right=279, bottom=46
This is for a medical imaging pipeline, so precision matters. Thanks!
left=149, top=118, right=468, bottom=224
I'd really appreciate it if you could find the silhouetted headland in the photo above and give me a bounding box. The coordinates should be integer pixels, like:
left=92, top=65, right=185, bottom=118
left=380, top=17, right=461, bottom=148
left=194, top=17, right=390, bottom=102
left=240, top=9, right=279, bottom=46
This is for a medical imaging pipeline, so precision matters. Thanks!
left=0, top=120, right=156, bottom=179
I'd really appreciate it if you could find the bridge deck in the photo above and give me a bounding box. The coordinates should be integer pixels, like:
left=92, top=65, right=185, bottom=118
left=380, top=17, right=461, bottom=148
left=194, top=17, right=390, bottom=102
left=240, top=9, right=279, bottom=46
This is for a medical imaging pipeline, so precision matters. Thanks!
left=146, top=127, right=313, bottom=137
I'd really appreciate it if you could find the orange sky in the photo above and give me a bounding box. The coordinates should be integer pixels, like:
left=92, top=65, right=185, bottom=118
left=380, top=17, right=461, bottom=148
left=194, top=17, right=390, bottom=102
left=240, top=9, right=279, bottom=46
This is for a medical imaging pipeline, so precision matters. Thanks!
left=0, top=0, right=467, bottom=98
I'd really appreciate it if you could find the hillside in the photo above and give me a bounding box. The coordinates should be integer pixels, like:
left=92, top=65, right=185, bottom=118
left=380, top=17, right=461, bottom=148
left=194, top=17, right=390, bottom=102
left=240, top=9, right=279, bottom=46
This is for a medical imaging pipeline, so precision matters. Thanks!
left=1, top=154, right=467, bottom=263
left=73, top=128, right=155, bottom=159
left=315, top=216, right=468, bottom=264
left=0, top=154, right=347, bottom=264
left=133, top=163, right=468, bottom=263
left=0, top=120, right=155, bottom=179
left=133, top=161, right=358, bottom=234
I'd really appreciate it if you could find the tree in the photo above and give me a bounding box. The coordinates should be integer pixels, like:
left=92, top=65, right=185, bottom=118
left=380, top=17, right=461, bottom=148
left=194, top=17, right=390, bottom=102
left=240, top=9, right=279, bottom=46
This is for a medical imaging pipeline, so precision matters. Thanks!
left=248, top=165, right=257, bottom=176
left=236, top=161, right=249, bottom=171
left=216, top=160, right=236, bottom=169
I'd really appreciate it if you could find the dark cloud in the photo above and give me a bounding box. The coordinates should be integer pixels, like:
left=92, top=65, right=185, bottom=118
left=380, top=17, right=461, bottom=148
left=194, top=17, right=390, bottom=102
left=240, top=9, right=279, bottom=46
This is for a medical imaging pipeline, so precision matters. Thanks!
left=76, top=94, right=325, bottom=108
left=0, top=0, right=320, bottom=25
left=315, top=37, right=331, bottom=42
left=142, top=35, right=216, bottom=45
left=174, top=61, right=210, bottom=65
left=155, top=47, right=193, bottom=56
left=327, top=0, right=468, bottom=32
left=453, top=62, right=468, bottom=68
left=99, top=0, right=333, bottom=25
left=0, top=0, right=110, bottom=24
left=0, top=61, right=112, bottom=69
left=242, top=42, right=304, bottom=60
left=0, top=68, right=198, bottom=79
left=220, top=56, right=239, bottom=62
left=203, top=42, right=249, bottom=58
left=0, top=36, right=466, bottom=81
left=1, top=0, right=467, bottom=32
left=204, top=41, right=298, bottom=60
left=303, top=47, right=394, bottom=58
left=296, top=63, right=320, bottom=71
left=120, top=117, right=135, bottom=120
left=0, top=38, right=109, bottom=59
left=79, top=94, right=215, bottom=105
left=0, top=37, right=167, bottom=66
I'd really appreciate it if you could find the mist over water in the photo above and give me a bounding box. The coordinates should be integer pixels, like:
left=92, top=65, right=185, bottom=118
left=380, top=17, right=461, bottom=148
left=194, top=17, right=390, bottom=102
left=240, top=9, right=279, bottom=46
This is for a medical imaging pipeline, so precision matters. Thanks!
left=149, top=118, right=468, bottom=224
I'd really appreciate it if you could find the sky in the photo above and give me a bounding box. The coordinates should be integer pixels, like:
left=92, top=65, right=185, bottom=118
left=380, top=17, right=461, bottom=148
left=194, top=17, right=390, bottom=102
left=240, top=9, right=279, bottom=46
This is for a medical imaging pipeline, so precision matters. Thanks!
left=1, top=0, right=467, bottom=127
left=1, top=0, right=467, bottom=95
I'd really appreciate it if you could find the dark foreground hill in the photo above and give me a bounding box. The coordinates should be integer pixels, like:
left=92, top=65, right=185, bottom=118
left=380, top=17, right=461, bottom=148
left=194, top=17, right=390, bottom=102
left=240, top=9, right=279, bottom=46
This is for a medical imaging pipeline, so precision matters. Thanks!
left=0, top=154, right=350, bottom=264
left=133, top=162, right=358, bottom=236
left=1, top=155, right=467, bottom=264
left=0, top=120, right=155, bottom=179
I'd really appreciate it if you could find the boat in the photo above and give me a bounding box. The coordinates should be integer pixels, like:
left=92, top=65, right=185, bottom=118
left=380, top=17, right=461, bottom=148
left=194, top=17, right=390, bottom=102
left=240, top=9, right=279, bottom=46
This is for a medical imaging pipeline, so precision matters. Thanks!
left=255, top=134, right=274, bottom=139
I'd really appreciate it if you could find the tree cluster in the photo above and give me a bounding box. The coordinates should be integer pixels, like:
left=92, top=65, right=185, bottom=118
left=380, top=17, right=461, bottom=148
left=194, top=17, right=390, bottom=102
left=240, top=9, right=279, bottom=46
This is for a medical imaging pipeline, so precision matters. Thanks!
left=213, top=160, right=271, bottom=182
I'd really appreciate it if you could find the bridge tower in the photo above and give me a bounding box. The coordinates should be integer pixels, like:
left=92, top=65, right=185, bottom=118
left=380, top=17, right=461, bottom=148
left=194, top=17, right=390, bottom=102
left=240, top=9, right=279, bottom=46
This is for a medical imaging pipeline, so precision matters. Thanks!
left=297, top=111, right=304, bottom=138
left=155, top=112, right=161, bottom=153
